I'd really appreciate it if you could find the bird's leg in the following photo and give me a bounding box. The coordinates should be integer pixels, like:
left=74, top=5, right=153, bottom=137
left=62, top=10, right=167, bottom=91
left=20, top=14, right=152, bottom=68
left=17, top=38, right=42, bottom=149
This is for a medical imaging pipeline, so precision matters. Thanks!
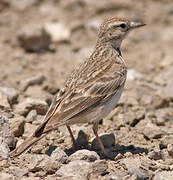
left=66, top=124, right=76, bottom=146
left=93, top=122, right=106, bottom=155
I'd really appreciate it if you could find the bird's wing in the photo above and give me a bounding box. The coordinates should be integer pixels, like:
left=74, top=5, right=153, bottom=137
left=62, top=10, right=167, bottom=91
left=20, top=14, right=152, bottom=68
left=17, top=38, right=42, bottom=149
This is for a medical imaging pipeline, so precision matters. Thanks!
left=35, top=56, right=127, bottom=135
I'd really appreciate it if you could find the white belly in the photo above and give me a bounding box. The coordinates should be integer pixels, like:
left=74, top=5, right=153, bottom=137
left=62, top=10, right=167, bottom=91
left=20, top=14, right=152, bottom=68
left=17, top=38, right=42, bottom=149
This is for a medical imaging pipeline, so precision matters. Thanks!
left=102, top=86, right=124, bottom=118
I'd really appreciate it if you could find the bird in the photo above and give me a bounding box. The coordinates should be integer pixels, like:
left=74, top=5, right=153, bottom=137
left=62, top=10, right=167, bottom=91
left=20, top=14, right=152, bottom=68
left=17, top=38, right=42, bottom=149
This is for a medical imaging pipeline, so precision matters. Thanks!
left=10, top=17, right=145, bottom=158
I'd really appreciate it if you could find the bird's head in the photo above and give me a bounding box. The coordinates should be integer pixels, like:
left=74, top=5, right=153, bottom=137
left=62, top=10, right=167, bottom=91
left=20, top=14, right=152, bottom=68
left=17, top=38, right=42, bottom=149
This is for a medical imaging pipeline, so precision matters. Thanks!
left=98, top=17, right=145, bottom=50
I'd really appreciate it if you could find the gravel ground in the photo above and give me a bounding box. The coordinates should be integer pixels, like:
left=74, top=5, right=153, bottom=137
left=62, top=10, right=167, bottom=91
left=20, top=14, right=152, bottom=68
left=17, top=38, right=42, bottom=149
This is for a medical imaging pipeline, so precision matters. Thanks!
left=0, top=0, right=173, bottom=179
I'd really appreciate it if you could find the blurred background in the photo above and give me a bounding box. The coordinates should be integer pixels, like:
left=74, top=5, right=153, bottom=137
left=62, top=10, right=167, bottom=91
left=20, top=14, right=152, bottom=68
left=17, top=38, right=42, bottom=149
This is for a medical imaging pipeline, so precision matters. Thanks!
left=0, top=0, right=173, bottom=179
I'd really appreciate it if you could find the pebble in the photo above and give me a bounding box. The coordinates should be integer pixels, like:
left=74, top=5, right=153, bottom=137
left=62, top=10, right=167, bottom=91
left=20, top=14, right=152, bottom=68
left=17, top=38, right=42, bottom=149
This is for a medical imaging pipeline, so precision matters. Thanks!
left=10, top=116, right=25, bottom=137
left=148, top=150, right=166, bottom=160
left=17, top=23, right=51, bottom=52
left=153, top=171, right=173, bottom=180
left=44, top=22, right=71, bottom=42
left=0, top=115, right=16, bottom=148
left=56, top=160, right=91, bottom=177
left=167, top=144, right=173, bottom=157
left=68, top=149, right=100, bottom=162
left=15, top=97, right=48, bottom=116
left=26, top=110, right=37, bottom=123
left=19, top=74, right=45, bottom=91
left=0, top=86, right=19, bottom=105
left=128, top=168, right=149, bottom=180
left=0, top=137, right=10, bottom=160
left=50, top=147, right=68, bottom=164
left=0, top=172, right=14, bottom=180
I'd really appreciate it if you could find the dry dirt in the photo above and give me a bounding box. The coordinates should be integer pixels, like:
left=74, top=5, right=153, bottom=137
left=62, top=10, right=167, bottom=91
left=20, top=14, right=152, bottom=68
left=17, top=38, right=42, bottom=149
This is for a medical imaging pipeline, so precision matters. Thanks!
left=0, top=0, right=173, bottom=180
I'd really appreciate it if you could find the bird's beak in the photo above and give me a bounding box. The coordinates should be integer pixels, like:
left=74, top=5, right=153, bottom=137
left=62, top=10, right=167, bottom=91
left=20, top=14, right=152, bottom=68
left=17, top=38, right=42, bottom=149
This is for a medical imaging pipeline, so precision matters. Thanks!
left=130, top=21, right=146, bottom=29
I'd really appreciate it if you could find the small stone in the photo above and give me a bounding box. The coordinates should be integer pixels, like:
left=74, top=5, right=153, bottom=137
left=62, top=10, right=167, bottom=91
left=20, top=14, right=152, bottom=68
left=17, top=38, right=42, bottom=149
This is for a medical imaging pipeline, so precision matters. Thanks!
left=50, top=147, right=68, bottom=164
left=143, top=122, right=164, bottom=139
left=0, top=137, right=10, bottom=160
left=56, top=160, right=91, bottom=177
left=68, top=149, right=100, bottom=162
left=10, top=116, right=25, bottom=137
left=15, top=97, right=48, bottom=116
left=0, top=172, right=14, bottom=180
left=0, top=91, right=10, bottom=110
left=28, top=154, right=61, bottom=174
left=19, top=74, right=45, bottom=91
left=26, top=110, right=37, bottom=123
left=148, top=150, right=165, bottom=160
left=23, top=123, right=37, bottom=138
left=153, top=171, right=173, bottom=180
left=0, top=87, right=19, bottom=105
left=160, top=135, right=173, bottom=149
left=91, top=133, right=115, bottom=151
left=92, top=160, right=108, bottom=175
left=167, top=144, right=173, bottom=157
left=128, top=168, right=149, bottom=180
left=17, top=23, right=51, bottom=52
left=127, top=69, right=145, bottom=81
left=0, top=115, right=16, bottom=148
left=44, top=22, right=70, bottom=42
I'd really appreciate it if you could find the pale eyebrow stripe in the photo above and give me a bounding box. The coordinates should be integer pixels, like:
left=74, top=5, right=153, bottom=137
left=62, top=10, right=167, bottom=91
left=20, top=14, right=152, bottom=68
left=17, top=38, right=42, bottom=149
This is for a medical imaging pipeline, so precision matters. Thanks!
left=108, top=21, right=125, bottom=28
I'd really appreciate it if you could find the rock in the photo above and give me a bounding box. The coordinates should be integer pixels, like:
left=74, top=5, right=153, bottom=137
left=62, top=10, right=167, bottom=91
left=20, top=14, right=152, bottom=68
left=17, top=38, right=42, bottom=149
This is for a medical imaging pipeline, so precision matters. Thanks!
left=87, top=18, right=102, bottom=30
left=0, top=137, right=10, bottom=160
left=26, top=110, right=37, bottom=123
left=92, top=160, right=108, bottom=175
left=56, top=176, right=88, bottom=180
left=148, top=150, right=165, bottom=160
left=56, top=160, right=92, bottom=177
left=160, top=135, right=173, bottom=149
left=0, top=91, right=10, bottom=110
left=91, top=133, right=115, bottom=151
left=50, top=147, right=68, bottom=164
left=10, top=116, right=25, bottom=137
left=10, top=167, right=28, bottom=178
left=9, top=0, right=39, bottom=10
left=15, top=97, right=48, bottom=116
left=0, top=87, right=19, bottom=105
left=143, top=122, right=164, bottom=139
left=128, top=168, right=149, bottom=180
left=0, top=172, right=14, bottom=180
left=68, top=149, right=100, bottom=162
left=153, top=171, right=173, bottom=180
left=127, top=69, right=145, bottom=81
left=28, top=154, right=61, bottom=174
left=17, top=23, right=51, bottom=52
left=19, top=74, right=46, bottom=91
left=167, top=144, right=173, bottom=157
left=44, top=22, right=71, bottom=42
left=154, top=108, right=170, bottom=126
left=23, top=122, right=37, bottom=138
left=0, top=115, right=16, bottom=148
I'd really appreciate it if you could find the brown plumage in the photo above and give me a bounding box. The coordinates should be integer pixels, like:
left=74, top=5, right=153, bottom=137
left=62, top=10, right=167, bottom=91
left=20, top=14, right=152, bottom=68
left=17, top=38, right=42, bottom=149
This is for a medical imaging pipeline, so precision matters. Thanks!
left=10, top=17, right=145, bottom=158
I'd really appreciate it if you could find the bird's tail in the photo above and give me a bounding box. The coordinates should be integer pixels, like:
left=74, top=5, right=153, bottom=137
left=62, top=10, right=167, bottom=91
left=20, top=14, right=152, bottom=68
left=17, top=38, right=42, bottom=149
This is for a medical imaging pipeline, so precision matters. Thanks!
left=10, top=133, right=47, bottom=158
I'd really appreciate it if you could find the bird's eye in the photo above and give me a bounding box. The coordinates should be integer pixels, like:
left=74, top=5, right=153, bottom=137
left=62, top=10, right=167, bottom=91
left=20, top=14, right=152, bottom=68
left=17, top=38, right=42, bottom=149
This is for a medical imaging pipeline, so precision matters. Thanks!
left=120, top=23, right=126, bottom=29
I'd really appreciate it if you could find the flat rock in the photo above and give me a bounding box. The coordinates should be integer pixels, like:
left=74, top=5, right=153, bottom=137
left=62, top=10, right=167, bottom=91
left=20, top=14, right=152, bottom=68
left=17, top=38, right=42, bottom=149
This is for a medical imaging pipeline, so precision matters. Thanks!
left=50, top=147, right=68, bottom=164
left=0, top=86, right=19, bottom=105
left=0, top=137, right=10, bottom=160
left=68, top=149, right=100, bottom=162
left=17, top=23, right=51, bottom=52
left=167, top=144, right=173, bottom=157
left=19, top=74, right=45, bottom=91
left=15, top=97, right=48, bottom=116
left=0, top=115, right=16, bottom=148
left=26, top=109, right=37, bottom=123
left=56, top=160, right=92, bottom=177
left=44, top=22, right=71, bottom=42
left=153, top=171, right=173, bottom=180
left=10, top=116, right=25, bottom=137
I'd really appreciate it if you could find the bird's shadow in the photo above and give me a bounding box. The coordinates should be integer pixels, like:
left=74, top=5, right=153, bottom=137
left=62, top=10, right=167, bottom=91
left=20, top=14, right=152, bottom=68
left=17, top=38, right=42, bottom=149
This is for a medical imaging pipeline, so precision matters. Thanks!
left=47, top=130, right=148, bottom=160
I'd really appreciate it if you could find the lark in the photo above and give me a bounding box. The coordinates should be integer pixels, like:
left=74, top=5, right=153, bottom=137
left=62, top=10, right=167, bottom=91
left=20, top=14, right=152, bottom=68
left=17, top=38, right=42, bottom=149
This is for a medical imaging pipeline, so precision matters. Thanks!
left=10, top=17, right=145, bottom=158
